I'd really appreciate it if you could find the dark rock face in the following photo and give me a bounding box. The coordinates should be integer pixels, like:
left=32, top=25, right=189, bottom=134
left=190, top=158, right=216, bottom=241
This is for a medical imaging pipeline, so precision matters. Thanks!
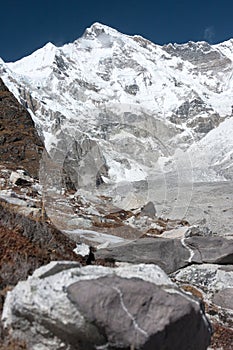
left=125, top=84, right=139, bottom=95
left=63, top=136, right=108, bottom=190
left=67, top=275, right=211, bottom=350
left=169, top=98, right=222, bottom=134
left=0, top=78, right=44, bottom=178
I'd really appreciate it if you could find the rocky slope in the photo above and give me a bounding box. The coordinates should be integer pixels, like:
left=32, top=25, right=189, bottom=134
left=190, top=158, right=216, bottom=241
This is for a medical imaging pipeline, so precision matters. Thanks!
left=0, top=78, right=43, bottom=178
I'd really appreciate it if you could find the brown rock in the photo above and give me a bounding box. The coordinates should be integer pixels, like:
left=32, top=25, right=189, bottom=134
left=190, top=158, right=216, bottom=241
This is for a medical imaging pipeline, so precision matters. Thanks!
left=0, top=78, right=44, bottom=178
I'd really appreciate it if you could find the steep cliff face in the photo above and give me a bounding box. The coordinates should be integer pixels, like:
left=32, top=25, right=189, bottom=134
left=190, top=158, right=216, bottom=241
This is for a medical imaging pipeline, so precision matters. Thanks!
left=0, top=78, right=43, bottom=178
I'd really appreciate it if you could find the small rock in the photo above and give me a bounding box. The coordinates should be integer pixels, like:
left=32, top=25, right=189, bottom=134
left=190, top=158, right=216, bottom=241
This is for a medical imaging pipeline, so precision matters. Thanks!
left=186, top=236, right=233, bottom=264
left=140, top=201, right=156, bottom=218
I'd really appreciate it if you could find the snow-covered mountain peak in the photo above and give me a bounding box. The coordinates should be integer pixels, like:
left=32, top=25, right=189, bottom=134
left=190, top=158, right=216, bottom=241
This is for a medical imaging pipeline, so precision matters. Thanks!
left=82, top=22, right=122, bottom=39
left=7, top=42, right=57, bottom=78
left=1, top=23, right=233, bottom=184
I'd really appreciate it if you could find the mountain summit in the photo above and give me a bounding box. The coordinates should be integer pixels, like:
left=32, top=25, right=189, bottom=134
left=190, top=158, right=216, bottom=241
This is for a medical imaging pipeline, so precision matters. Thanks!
left=1, top=22, right=233, bottom=184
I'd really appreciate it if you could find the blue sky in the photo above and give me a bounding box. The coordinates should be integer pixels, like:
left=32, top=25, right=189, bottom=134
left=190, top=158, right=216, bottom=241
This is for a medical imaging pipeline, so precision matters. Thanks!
left=1, top=0, right=233, bottom=61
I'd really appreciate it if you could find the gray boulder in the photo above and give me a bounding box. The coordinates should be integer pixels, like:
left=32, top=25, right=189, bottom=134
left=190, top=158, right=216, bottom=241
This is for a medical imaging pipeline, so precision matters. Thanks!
left=96, top=238, right=190, bottom=274
left=96, top=236, right=233, bottom=273
left=2, top=261, right=211, bottom=350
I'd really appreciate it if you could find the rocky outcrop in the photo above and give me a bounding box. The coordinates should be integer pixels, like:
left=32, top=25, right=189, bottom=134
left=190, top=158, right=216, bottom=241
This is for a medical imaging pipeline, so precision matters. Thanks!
left=163, top=41, right=231, bottom=72
left=185, top=236, right=233, bottom=264
left=0, top=78, right=43, bottom=178
left=2, top=262, right=211, bottom=350
left=169, top=98, right=223, bottom=134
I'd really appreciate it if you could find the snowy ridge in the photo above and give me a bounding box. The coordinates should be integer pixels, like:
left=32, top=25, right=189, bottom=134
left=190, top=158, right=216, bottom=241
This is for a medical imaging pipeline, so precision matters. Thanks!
left=1, top=22, right=233, bottom=183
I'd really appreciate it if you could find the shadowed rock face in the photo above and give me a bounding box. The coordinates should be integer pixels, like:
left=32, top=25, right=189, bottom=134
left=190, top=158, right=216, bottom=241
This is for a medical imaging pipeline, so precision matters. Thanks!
left=68, top=275, right=211, bottom=350
left=0, top=78, right=43, bottom=178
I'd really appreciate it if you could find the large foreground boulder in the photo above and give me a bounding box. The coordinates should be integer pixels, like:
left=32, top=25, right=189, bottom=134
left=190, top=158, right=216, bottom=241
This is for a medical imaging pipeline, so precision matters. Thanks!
left=2, top=262, right=211, bottom=350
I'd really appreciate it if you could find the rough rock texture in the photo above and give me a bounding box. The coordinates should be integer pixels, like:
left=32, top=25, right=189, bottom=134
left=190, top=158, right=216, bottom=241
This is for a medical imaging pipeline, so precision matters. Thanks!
left=172, top=264, right=233, bottom=329
left=173, top=264, right=233, bottom=297
left=2, top=262, right=211, bottom=350
left=96, top=236, right=233, bottom=273
left=60, top=133, right=108, bottom=190
left=0, top=78, right=43, bottom=178
left=68, top=276, right=210, bottom=350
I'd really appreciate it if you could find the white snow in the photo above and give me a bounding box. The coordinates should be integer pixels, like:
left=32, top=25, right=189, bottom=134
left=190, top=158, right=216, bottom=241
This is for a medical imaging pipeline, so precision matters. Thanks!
left=187, top=117, right=233, bottom=170
left=7, top=42, right=57, bottom=79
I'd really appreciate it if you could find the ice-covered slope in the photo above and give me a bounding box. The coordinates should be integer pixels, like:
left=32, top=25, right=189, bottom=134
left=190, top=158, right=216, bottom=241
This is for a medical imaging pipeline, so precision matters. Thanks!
left=1, top=22, right=233, bottom=184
